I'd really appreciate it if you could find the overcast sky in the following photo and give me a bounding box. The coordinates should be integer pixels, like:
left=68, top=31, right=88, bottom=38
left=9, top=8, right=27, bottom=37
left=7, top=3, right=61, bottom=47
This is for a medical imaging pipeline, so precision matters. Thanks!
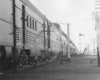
left=29, top=0, right=96, bottom=52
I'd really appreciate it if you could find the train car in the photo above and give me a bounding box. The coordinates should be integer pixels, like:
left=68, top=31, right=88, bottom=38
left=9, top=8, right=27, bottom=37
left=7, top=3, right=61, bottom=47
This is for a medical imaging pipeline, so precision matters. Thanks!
left=70, top=41, right=74, bottom=55
left=60, top=32, right=78, bottom=56
left=49, top=23, right=61, bottom=58
left=61, top=31, right=68, bottom=56
left=70, top=42, right=74, bottom=55
left=0, top=0, right=50, bottom=70
left=70, top=41, right=78, bottom=56
left=0, top=0, right=16, bottom=70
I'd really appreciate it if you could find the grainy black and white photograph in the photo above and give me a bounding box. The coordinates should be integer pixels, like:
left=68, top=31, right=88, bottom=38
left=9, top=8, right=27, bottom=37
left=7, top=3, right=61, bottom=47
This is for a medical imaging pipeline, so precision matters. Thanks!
left=0, top=0, right=100, bottom=80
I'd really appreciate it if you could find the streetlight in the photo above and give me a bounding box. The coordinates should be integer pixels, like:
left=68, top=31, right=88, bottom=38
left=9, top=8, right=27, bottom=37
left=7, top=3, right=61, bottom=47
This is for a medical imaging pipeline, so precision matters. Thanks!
left=79, top=33, right=84, bottom=54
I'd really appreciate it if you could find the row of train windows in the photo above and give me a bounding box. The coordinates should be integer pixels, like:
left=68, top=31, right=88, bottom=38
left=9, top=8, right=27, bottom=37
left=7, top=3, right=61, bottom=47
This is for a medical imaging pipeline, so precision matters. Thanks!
left=27, top=16, right=37, bottom=31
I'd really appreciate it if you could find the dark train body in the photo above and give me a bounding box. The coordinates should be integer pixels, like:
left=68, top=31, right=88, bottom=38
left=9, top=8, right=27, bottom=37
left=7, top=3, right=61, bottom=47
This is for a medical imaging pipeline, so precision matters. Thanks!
left=0, top=0, right=78, bottom=71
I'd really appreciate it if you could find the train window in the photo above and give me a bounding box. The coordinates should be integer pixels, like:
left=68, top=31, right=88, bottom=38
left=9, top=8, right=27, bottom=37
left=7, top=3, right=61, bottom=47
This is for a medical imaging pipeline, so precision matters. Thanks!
left=33, top=20, right=34, bottom=30
left=30, top=18, right=31, bottom=28
left=27, top=16, right=28, bottom=27
left=35, top=21, right=37, bottom=31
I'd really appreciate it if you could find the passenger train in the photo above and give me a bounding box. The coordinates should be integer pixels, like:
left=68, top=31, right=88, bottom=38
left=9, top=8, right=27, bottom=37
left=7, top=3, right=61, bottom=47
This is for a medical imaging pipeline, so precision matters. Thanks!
left=0, top=0, right=78, bottom=71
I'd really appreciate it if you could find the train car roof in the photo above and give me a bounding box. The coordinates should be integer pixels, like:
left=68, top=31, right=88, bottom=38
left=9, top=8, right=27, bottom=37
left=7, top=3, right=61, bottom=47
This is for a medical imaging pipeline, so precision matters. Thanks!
left=62, top=31, right=68, bottom=40
left=21, top=0, right=46, bottom=21
left=53, top=23, right=61, bottom=32
left=53, top=23, right=77, bottom=48
left=53, top=23, right=69, bottom=40
left=53, top=23, right=61, bottom=30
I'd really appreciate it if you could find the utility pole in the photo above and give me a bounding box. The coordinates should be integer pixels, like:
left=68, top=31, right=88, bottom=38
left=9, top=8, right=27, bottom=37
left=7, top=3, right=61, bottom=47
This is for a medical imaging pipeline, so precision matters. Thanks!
left=92, top=39, right=95, bottom=54
left=13, top=0, right=17, bottom=69
left=95, top=11, right=100, bottom=67
left=79, top=34, right=84, bottom=54
left=59, top=26, right=62, bottom=55
left=47, top=20, right=50, bottom=50
left=22, top=5, right=26, bottom=53
left=79, top=35, right=81, bottom=54
left=67, top=23, right=70, bottom=59
left=95, top=0, right=100, bottom=67
left=43, top=22, right=46, bottom=54
left=87, top=45, right=90, bottom=54
left=92, top=0, right=100, bottom=67
left=97, top=47, right=100, bottom=67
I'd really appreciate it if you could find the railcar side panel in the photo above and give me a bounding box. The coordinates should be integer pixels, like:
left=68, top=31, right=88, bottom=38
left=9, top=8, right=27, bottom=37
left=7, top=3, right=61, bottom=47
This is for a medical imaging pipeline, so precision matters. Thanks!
left=0, top=0, right=13, bottom=46
left=50, top=24, right=61, bottom=55
left=15, top=0, right=45, bottom=57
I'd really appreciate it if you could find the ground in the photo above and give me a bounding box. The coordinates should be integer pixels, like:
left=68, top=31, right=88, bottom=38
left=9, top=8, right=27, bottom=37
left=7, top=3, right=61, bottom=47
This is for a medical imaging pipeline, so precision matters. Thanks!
left=0, top=55, right=100, bottom=80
